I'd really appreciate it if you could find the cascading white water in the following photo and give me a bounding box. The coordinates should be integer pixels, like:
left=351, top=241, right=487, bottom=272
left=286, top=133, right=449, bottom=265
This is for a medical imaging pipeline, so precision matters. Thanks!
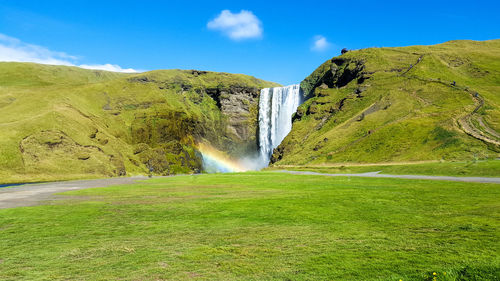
left=258, top=84, right=302, bottom=166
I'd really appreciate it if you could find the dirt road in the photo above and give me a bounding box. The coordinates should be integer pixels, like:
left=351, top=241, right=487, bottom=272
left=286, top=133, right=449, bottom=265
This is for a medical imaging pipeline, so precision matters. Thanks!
left=279, top=170, right=500, bottom=184
left=0, top=176, right=150, bottom=209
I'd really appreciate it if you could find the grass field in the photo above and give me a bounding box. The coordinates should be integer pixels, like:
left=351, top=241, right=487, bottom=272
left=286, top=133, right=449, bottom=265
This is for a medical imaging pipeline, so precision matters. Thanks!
left=1, top=172, right=498, bottom=280
left=270, top=159, right=500, bottom=177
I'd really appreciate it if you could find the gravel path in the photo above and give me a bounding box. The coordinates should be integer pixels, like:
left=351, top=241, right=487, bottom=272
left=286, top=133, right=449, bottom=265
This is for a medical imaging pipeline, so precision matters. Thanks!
left=0, top=176, right=150, bottom=209
left=2, top=171, right=499, bottom=210
left=279, top=170, right=500, bottom=184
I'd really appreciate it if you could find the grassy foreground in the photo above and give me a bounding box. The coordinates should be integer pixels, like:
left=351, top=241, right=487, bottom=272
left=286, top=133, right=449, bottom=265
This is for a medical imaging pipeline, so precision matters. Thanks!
left=1, top=172, right=499, bottom=280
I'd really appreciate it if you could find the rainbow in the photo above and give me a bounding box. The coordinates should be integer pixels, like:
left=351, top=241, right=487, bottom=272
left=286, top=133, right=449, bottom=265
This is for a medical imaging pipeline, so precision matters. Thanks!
left=196, top=143, right=249, bottom=173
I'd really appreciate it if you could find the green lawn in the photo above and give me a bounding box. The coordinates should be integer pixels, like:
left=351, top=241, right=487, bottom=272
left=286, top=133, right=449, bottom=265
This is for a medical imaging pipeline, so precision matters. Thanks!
left=0, top=172, right=499, bottom=280
left=271, top=159, right=500, bottom=177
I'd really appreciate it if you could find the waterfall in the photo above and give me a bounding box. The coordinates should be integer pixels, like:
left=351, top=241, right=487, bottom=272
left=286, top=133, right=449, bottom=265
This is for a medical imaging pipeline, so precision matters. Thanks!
left=258, top=84, right=302, bottom=166
left=198, top=84, right=302, bottom=173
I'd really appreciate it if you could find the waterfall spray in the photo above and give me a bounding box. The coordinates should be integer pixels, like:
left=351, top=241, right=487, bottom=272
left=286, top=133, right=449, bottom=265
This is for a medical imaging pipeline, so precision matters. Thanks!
left=197, top=143, right=247, bottom=173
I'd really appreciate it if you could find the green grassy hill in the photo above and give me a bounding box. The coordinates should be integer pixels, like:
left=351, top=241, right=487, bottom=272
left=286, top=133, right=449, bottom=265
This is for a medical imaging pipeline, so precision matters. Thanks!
left=272, top=39, right=500, bottom=165
left=0, top=63, right=278, bottom=183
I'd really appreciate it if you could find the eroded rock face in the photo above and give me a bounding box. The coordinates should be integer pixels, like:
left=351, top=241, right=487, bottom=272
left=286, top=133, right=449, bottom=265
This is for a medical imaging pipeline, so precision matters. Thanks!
left=205, top=85, right=260, bottom=153
left=221, top=86, right=259, bottom=143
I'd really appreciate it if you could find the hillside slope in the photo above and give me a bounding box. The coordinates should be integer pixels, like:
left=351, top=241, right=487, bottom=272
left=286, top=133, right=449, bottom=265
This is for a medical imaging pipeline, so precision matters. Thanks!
left=272, top=40, right=500, bottom=165
left=0, top=63, right=278, bottom=183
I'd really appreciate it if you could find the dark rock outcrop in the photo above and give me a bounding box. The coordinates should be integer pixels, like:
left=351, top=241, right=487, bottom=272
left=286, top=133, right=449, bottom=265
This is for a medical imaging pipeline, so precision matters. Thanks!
left=300, top=58, right=369, bottom=99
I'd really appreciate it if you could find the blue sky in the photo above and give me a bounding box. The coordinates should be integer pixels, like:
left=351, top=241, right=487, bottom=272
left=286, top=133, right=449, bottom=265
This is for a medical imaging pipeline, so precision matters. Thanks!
left=0, top=0, right=499, bottom=85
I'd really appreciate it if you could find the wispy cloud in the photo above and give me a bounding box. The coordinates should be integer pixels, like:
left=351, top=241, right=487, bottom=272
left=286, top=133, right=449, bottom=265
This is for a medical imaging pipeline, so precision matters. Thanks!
left=0, top=33, right=141, bottom=73
left=0, top=33, right=77, bottom=65
left=311, top=35, right=330, bottom=52
left=79, top=64, right=138, bottom=73
left=207, top=10, right=262, bottom=40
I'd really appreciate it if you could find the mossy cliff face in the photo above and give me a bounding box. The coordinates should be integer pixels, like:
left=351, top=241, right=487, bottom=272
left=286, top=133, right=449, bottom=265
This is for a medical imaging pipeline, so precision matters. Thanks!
left=126, top=73, right=266, bottom=173
left=0, top=64, right=278, bottom=182
left=272, top=40, right=500, bottom=165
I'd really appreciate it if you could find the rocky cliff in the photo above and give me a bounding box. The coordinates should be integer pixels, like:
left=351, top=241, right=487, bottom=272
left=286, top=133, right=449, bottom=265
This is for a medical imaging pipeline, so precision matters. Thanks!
left=205, top=84, right=261, bottom=154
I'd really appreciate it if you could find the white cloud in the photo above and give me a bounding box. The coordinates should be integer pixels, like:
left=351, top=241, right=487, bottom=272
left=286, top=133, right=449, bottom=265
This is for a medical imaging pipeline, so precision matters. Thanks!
left=0, top=33, right=77, bottom=65
left=79, top=64, right=138, bottom=73
left=207, top=10, right=262, bottom=40
left=0, top=33, right=140, bottom=73
left=311, top=35, right=330, bottom=51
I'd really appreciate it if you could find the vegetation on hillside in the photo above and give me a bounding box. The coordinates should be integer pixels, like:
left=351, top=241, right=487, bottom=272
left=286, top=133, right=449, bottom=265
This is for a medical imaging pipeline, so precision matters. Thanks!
left=273, top=40, right=500, bottom=165
left=2, top=40, right=500, bottom=182
left=0, top=63, right=278, bottom=183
